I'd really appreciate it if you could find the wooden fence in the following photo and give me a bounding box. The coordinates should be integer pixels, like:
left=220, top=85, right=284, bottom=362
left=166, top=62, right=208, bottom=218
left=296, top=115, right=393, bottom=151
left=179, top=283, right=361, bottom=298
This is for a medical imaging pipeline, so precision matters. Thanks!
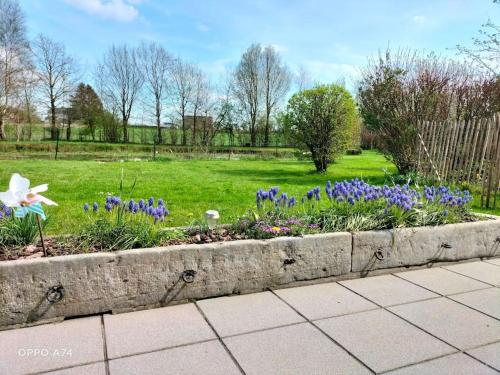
left=417, top=113, right=500, bottom=209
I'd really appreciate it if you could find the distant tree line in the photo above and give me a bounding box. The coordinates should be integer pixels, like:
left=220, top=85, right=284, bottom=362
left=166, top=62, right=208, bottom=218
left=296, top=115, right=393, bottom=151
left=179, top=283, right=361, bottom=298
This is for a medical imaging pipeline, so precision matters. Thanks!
left=0, top=0, right=297, bottom=147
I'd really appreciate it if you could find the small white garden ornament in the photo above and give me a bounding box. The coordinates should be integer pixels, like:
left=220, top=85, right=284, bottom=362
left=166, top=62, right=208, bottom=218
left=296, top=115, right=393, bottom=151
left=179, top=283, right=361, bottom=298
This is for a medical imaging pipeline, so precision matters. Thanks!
left=205, top=210, right=220, bottom=230
left=0, top=173, right=57, bottom=256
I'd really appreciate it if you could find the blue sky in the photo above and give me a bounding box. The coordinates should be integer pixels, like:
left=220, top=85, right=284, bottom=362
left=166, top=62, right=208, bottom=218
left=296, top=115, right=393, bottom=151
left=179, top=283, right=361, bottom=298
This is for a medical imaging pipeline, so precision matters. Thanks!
left=21, top=0, right=498, bottom=89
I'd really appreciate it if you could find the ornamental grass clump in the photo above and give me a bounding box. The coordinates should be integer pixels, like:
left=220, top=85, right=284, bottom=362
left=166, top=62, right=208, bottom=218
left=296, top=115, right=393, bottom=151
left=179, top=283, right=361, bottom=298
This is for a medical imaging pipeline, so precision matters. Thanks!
left=77, top=195, right=182, bottom=251
left=246, top=178, right=474, bottom=236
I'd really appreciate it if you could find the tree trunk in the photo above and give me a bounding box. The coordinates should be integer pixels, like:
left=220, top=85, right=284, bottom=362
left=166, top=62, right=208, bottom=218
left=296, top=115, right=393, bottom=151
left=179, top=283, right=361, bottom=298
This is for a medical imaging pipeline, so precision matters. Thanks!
left=122, top=119, right=128, bottom=143
left=50, top=99, right=57, bottom=140
left=0, top=116, right=5, bottom=140
left=156, top=110, right=162, bottom=144
left=192, top=112, right=197, bottom=146
left=156, top=121, right=162, bottom=144
left=66, top=120, right=71, bottom=141
left=312, top=151, right=328, bottom=173
left=250, top=115, right=257, bottom=147
left=264, top=112, right=270, bottom=147
left=181, top=112, right=187, bottom=146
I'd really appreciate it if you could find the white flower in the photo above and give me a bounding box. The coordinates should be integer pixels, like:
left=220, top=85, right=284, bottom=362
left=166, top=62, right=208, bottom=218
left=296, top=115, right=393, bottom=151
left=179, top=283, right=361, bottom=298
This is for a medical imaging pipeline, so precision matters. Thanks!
left=0, top=173, right=57, bottom=208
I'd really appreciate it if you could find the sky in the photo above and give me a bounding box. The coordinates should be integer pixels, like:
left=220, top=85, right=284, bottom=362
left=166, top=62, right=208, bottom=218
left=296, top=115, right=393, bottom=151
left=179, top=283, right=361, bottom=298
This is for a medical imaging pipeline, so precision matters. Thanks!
left=19, top=0, right=498, bottom=92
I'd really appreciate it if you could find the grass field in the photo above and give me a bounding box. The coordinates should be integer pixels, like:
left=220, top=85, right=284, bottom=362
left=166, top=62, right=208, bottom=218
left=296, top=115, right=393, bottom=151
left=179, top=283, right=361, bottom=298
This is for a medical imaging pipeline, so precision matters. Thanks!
left=1, top=150, right=498, bottom=235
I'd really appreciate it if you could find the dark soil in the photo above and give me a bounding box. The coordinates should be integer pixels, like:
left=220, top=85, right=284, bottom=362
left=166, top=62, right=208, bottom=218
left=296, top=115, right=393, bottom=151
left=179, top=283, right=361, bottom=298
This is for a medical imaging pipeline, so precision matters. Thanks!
left=0, top=228, right=249, bottom=261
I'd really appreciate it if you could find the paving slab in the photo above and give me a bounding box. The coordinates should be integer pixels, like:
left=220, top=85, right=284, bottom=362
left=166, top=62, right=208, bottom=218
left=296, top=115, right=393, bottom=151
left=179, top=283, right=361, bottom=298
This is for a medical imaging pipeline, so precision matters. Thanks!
left=444, top=262, right=500, bottom=286
left=449, top=287, right=500, bottom=319
left=485, top=257, right=500, bottom=266
left=466, top=341, right=500, bottom=371
left=339, top=274, right=438, bottom=306
left=389, top=297, right=500, bottom=349
left=274, top=282, right=377, bottom=320
left=104, top=303, right=216, bottom=359
left=41, top=362, right=107, bottom=375
left=315, top=308, right=455, bottom=373
left=395, top=267, right=491, bottom=295
left=196, top=291, right=304, bottom=337
left=108, top=340, right=241, bottom=375
left=0, top=317, right=104, bottom=375
left=223, top=322, right=371, bottom=375
left=385, top=353, right=497, bottom=375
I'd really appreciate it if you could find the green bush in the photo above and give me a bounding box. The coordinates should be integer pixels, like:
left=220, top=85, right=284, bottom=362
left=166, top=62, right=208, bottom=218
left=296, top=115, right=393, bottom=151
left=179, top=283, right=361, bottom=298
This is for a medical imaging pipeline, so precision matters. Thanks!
left=284, top=84, right=357, bottom=172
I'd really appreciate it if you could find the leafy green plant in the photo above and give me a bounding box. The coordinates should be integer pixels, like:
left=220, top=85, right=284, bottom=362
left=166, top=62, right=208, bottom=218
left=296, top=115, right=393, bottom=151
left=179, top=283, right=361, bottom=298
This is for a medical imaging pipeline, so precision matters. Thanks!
left=0, top=213, right=44, bottom=247
left=75, top=218, right=184, bottom=251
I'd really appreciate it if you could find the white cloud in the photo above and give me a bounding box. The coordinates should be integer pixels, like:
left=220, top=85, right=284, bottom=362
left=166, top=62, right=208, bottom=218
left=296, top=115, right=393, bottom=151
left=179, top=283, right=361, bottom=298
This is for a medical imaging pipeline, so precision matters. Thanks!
left=412, top=15, right=427, bottom=24
left=64, top=0, right=142, bottom=22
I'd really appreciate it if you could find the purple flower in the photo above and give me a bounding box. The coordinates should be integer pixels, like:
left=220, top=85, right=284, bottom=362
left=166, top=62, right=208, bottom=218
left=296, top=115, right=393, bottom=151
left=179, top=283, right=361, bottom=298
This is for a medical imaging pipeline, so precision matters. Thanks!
left=83, top=203, right=89, bottom=212
left=148, top=197, right=154, bottom=207
left=105, top=203, right=112, bottom=212
left=93, top=202, right=98, bottom=212
left=158, top=198, right=164, bottom=207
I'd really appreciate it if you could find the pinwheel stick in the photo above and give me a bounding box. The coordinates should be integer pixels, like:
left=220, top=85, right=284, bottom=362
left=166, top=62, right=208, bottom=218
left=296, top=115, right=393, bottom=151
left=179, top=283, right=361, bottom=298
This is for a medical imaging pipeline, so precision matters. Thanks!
left=36, top=215, right=47, bottom=257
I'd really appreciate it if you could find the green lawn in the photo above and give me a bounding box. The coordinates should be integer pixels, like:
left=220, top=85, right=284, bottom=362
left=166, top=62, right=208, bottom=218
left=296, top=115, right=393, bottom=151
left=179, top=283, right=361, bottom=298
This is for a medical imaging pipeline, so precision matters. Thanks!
left=1, top=150, right=498, bottom=235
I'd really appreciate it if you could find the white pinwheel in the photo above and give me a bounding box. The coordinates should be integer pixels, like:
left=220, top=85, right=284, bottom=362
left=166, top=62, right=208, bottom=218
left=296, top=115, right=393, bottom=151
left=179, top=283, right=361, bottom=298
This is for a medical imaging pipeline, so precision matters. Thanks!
left=0, top=173, right=57, bottom=220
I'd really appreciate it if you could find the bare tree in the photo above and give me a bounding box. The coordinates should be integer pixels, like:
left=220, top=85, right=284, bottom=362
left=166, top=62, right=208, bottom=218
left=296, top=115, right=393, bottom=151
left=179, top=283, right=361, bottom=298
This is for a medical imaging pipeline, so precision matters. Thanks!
left=17, top=65, right=39, bottom=140
left=262, top=45, right=291, bottom=146
left=33, top=34, right=76, bottom=140
left=200, top=76, right=235, bottom=147
left=295, top=64, right=312, bottom=92
left=170, top=59, right=195, bottom=145
left=233, top=44, right=262, bottom=147
left=96, top=44, right=142, bottom=142
left=138, top=42, right=172, bottom=144
left=0, top=0, right=30, bottom=140
left=191, top=68, right=209, bottom=145
left=457, top=1, right=499, bottom=75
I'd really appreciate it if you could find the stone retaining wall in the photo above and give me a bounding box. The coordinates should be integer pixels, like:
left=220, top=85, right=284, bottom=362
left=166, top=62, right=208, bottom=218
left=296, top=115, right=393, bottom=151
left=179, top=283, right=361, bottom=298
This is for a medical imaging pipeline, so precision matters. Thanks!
left=1, top=218, right=499, bottom=330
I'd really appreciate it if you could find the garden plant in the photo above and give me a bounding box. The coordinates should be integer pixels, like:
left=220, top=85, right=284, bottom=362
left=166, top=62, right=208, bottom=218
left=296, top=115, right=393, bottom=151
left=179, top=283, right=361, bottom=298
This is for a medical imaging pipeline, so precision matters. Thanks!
left=0, top=171, right=476, bottom=260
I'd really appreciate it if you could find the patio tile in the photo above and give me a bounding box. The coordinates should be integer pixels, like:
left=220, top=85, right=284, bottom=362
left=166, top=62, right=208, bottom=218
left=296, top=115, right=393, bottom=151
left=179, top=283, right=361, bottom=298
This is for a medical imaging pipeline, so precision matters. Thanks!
left=444, top=262, right=500, bottom=286
left=449, top=288, right=500, bottom=319
left=104, top=304, right=216, bottom=359
left=485, top=257, right=500, bottom=266
left=339, top=274, right=438, bottom=306
left=0, top=317, right=104, bottom=375
left=316, top=308, right=455, bottom=373
left=395, top=267, right=490, bottom=295
left=389, top=297, right=500, bottom=349
left=467, top=341, right=500, bottom=371
left=385, top=353, right=497, bottom=375
left=223, top=323, right=371, bottom=375
left=196, top=291, right=304, bottom=337
left=41, top=362, right=107, bottom=375
left=108, top=341, right=241, bottom=375
left=274, top=282, right=377, bottom=320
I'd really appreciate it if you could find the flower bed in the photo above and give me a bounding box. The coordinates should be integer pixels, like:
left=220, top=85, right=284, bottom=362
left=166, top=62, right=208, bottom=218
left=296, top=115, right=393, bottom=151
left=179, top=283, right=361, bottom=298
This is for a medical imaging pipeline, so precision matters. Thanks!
left=1, top=178, right=477, bottom=260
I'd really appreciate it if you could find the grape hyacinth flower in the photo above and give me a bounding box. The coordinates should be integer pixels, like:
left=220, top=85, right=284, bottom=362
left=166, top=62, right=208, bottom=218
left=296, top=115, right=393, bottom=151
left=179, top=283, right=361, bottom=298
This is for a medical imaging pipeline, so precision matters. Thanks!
left=93, top=202, right=98, bottom=212
left=83, top=203, right=89, bottom=212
